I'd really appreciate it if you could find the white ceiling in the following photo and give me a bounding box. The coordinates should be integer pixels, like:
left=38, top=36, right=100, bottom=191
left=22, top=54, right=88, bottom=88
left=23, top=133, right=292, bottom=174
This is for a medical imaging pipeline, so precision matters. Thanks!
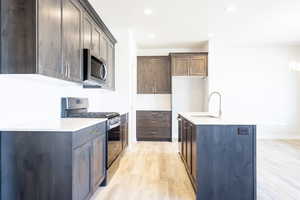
left=90, top=0, right=300, bottom=49
left=89, top=0, right=208, bottom=49
left=209, top=0, right=300, bottom=46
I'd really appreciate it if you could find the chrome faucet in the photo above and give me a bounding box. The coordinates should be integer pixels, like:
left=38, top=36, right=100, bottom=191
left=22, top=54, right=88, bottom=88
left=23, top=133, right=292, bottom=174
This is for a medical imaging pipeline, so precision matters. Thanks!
left=208, top=91, right=222, bottom=118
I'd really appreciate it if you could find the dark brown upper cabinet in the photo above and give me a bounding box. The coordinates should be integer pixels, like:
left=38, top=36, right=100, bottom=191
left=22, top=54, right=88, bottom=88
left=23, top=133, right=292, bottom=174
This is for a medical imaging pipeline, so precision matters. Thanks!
left=137, top=57, right=155, bottom=94
left=1, top=0, right=116, bottom=87
left=92, top=27, right=101, bottom=58
left=83, top=14, right=93, bottom=50
left=171, top=55, right=190, bottom=76
left=62, top=0, right=83, bottom=82
left=98, top=33, right=115, bottom=90
left=189, top=55, right=207, bottom=76
left=170, top=53, right=208, bottom=77
left=38, top=0, right=63, bottom=79
left=81, top=9, right=115, bottom=90
left=106, top=42, right=115, bottom=90
left=153, top=58, right=171, bottom=93
left=137, top=56, right=171, bottom=94
left=100, top=35, right=108, bottom=61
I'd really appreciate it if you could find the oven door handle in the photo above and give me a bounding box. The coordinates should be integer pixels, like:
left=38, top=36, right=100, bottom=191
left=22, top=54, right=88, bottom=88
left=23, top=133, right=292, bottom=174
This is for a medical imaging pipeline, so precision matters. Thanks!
left=102, top=63, right=108, bottom=81
left=108, top=122, right=121, bottom=130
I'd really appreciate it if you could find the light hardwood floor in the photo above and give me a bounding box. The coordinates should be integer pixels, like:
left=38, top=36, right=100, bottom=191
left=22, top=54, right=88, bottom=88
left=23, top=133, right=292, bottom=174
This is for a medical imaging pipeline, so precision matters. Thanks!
left=93, top=140, right=300, bottom=200
left=92, top=142, right=195, bottom=200
left=257, top=140, right=300, bottom=200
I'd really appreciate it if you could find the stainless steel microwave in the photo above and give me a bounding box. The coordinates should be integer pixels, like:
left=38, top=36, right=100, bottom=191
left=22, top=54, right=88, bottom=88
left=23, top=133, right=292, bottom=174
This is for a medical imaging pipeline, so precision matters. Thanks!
left=83, top=49, right=107, bottom=86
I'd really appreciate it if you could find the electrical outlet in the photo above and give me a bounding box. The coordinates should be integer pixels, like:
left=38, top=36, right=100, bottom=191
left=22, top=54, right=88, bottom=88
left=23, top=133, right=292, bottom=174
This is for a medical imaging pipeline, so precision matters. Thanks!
left=238, top=127, right=249, bottom=136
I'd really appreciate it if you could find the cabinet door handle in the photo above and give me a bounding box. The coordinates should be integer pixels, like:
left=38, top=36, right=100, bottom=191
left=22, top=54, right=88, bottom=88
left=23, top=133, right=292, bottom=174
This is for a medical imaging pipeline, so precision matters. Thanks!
left=65, top=64, right=68, bottom=77
left=68, top=64, right=71, bottom=78
left=188, top=58, right=191, bottom=75
left=66, top=64, right=69, bottom=78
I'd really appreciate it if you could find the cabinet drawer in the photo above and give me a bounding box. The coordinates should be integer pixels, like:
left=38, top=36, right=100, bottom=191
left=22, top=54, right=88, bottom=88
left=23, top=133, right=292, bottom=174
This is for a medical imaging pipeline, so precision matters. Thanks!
left=137, top=111, right=171, bottom=128
left=151, top=112, right=171, bottom=123
left=137, top=119, right=157, bottom=128
left=72, top=122, right=106, bottom=148
left=137, top=118, right=169, bottom=128
left=136, top=111, right=151, bottom=119
left=137, top=127, right=171, bottom=139
left=137, top=121, right=171, bottom=128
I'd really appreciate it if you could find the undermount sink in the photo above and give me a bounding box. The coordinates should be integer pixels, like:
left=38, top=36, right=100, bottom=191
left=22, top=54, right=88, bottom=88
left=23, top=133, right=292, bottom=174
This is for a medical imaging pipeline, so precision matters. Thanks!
left=190, top=114, right=219, bottom=118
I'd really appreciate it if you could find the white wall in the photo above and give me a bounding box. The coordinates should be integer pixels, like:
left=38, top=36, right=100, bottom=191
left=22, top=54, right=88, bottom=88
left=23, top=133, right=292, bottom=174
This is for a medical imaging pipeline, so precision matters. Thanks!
left=128, top=30, right=138, bottom=145
left=172, top=76, right=208, bottom=140
left=208, top=40, right=300, bottom=139
left=0, top=29, right=137, bottom=144
left=136, top=95, right=172, bottom=111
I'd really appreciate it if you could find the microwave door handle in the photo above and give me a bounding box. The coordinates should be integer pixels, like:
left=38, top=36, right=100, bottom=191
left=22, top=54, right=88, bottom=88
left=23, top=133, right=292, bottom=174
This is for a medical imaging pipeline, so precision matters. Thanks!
left=103, top=63, right=108, bottom=81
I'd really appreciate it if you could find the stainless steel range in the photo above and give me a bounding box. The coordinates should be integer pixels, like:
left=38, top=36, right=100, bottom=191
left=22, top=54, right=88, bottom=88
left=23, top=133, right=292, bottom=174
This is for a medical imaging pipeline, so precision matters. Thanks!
left=61, top=97, right=122, bottom=185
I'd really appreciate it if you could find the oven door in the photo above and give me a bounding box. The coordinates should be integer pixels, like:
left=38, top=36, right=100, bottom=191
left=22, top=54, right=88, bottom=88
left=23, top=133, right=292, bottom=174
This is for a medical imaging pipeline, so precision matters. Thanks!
left=107, top=124, right=122, bottom=168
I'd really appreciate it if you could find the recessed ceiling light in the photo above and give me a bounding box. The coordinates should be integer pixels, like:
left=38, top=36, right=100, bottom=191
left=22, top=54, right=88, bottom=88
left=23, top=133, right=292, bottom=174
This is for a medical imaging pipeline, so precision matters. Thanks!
left=144, top=9, right=153, bottom=15
left=148, top=33, right=156, bottom=39
left=225, top=4, right=237, bottom=13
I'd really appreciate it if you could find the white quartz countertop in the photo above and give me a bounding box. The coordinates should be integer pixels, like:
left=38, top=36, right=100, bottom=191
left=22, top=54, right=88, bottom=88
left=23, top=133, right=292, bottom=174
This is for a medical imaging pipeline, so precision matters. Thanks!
left=0, top=118, right=107, bottom=132
left=92, top=111, right=128, bottom=116
left=119, top=111, right=129, bottom=116
left=178, top=112, right=256, bottom=125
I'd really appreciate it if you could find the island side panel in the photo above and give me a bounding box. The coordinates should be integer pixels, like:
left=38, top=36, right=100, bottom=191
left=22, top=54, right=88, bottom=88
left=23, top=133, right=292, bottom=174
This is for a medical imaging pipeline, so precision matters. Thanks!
left=0, top=131, right=2, bottom=199
left=196, top=125, right=256, bottom=200
left=1, top=131, right=73, bottom=200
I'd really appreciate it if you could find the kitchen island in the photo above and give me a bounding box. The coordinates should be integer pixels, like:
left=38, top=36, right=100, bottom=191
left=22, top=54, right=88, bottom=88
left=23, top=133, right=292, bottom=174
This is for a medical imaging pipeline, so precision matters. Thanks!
left=0, top=118, right=107, bottom=200
left=178, top=112, right=256, bottom=200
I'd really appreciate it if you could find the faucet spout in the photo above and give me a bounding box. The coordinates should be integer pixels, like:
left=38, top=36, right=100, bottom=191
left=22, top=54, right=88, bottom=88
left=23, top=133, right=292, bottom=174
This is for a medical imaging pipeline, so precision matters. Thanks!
left=208, top=91, right=222, bottom=118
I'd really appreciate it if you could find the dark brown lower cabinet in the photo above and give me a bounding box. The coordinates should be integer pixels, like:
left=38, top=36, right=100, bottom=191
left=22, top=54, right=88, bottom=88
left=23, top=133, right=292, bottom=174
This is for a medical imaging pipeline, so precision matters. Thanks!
left=1, top=122, right=107, bottom=200
left=73, top=126, right=106, bottom=200
left=74, top=134, right=106, bottom=200
left=182, top=119, right=187, bottom=161
left=191, top=124, right=197, bottom=183
left=178, top=115, right=257, bottom=200
left=186, top=122, right=192, bottom=171
left=92, top=134, right=106, bottom=192
left=178, top=117, right=196, bottom=191
left=136, top=111, right=172, bottom=141
left=178, top=116, right=183, bottom=153
left=73, top=142, right=93, bottom=200
left=121, top=113, right=129, bottom=149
